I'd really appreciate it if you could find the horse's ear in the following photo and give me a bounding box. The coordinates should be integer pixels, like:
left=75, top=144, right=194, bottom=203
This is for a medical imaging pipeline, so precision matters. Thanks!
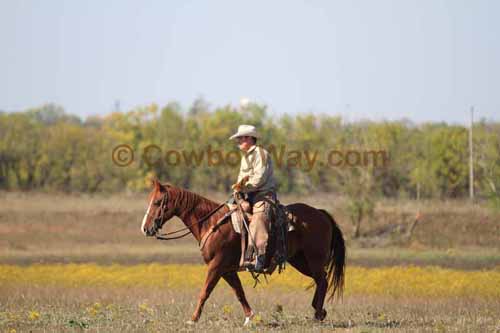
left=151, top=178, right=166, bottom=193
left=147, top=178, right=161, bottom=201
left=158, top=182, right=173, bottom=192
left=158, top=182, right=167, bottom=192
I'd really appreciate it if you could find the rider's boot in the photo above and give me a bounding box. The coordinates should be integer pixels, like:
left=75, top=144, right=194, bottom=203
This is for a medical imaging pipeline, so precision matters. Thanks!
left=253, top=254, right=267, bottom=273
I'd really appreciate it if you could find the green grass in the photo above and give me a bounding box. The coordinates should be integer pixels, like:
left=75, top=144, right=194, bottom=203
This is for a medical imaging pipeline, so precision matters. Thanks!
left=2, top=245, right=499, bottom=270
left=347, top=247, right=500, bottom=270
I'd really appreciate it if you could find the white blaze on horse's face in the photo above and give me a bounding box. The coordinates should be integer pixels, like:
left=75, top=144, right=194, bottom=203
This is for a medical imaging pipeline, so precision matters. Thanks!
left=141, top=196, right=155, bottom=235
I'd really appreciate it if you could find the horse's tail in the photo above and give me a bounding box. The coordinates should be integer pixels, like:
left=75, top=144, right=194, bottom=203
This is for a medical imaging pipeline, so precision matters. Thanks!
left=319, top=209, right=346, bottom=301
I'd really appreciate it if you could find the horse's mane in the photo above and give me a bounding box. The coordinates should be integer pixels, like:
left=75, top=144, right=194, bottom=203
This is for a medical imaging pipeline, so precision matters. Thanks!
left=167, top=184, right=221, bottom=213
left=149, top=182, right=221, bottom=220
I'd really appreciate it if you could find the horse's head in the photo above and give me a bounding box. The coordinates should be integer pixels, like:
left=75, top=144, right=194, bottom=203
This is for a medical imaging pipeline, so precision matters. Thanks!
left=141, top=179, right=176, bottom=236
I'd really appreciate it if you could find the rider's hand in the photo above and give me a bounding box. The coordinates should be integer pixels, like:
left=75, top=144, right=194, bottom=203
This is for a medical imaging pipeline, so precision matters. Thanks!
left=231, top=189, right=242, bottom=201
left=232, top=175, right=249, bottom=192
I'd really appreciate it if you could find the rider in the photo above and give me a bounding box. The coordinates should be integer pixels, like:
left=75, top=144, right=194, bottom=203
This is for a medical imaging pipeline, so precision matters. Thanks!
left=230, top=124, right=277, bottom=273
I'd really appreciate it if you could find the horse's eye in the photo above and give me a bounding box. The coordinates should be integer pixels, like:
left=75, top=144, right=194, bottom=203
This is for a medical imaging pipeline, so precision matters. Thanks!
left=154, top=199, right=162, bottom=206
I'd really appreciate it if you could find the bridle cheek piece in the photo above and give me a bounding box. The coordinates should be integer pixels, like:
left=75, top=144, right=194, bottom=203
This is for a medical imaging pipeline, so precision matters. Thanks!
left=151, top=193, right=169, bottom=235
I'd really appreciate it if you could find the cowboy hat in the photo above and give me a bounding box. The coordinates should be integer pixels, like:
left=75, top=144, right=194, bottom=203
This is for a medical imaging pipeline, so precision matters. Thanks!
left=229, top=124, right=260, bottom=140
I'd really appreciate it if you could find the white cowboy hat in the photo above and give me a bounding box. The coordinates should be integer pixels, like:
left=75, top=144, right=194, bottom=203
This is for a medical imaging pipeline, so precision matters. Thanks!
left=229, top=124, right=260, bottom=140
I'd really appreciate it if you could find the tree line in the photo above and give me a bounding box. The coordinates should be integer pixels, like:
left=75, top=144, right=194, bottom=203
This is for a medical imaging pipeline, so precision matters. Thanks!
left=1, top=101, right=499, bottom=204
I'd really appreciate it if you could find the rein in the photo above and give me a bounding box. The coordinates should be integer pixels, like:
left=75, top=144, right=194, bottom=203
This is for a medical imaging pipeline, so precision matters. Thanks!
left=154, top=196, right=229, bottom=241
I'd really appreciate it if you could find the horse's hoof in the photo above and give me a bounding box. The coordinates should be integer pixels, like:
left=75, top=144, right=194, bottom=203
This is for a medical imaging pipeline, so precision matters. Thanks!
left=243, top=311, right=255, bottom=326
left=186, top=320, right=196, bottom=325
left=314, top=309, right=327, bottom=321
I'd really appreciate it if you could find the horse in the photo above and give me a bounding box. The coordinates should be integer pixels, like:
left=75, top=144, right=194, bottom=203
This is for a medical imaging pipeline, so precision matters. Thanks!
left=141, top=179, right=346, bottom=325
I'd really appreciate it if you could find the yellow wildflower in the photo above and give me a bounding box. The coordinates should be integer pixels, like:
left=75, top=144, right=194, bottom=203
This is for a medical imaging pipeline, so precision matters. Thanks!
left=28, top=311, right=40, bottom=320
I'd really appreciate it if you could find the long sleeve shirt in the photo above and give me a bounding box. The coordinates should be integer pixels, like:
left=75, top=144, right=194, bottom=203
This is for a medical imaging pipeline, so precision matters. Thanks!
left=237, top=145, right=277, bottom=194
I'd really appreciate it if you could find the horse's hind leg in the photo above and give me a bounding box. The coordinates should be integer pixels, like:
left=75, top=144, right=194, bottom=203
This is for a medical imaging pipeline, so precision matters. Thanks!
left=288, top=236, right=329, bottom=320
left=222, top=272, right=254, bottom=325
left=311, top=270, right=328, bottom=321
left=303, top=252, right=329, bottom=321
left=289, top=252, right=324, bottom=317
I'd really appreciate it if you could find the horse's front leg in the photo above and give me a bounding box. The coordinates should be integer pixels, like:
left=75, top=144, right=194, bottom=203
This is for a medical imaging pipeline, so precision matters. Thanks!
left=190, top=262, right=222, bottom=322
left=222, top=271, right=254, bottom=325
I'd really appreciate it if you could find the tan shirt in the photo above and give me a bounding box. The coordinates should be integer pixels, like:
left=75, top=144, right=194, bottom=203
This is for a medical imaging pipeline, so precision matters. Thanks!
left=237, top=145, right=277, bottom=193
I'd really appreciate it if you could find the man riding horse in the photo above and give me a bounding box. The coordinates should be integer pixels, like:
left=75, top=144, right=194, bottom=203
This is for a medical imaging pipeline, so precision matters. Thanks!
left=140, top=125, right=346, bottom=322
left=229, top=124, right=277, bottom=273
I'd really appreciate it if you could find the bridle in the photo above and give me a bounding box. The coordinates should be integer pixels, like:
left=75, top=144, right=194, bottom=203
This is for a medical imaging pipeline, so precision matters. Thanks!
left=150, top=192, right=169, bottom=235
left=147, top=191, right=229, bottom=241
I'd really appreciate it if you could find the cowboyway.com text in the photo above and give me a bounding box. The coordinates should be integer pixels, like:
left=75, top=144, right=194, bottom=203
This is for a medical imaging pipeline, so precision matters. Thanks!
left=111, top=144, right=389, bottom=169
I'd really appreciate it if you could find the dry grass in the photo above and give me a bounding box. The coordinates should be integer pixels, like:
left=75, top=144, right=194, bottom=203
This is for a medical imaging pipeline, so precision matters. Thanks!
left=1, top=192, right=499, bottom=332
left=1, top=191, right=499, bottom=268
left=1, top=283, right=498, bottom=332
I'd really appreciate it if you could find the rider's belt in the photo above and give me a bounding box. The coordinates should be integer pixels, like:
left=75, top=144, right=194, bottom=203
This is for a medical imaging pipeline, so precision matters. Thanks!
left=247, top=190, right=276, bottom=205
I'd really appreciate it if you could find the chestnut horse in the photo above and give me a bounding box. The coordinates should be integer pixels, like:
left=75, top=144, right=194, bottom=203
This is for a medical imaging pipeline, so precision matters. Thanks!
left=141, top=180, right=345, bottom=325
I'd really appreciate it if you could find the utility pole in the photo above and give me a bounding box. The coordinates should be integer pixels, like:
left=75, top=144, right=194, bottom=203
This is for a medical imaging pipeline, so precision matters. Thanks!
left=469, top=106, right=474, bottom=200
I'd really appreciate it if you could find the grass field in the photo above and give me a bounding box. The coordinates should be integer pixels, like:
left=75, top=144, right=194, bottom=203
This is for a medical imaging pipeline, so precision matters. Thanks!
left=1, top=191, right=498, bottom=268
left=0, top=191, right=499, bottom=332
left=1, top=264, right=499, bottom=332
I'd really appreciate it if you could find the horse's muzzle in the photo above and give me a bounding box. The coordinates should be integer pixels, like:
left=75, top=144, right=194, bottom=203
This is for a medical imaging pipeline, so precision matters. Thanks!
left=143, top=227, right=156, bottom=237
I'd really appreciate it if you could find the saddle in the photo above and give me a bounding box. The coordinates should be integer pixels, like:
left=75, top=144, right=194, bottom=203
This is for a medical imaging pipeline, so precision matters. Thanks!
left=226, top=199, right=296, bottom=274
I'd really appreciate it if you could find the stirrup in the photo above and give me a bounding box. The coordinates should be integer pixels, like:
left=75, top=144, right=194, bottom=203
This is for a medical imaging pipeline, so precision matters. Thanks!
left=240, top=260, right=256, bottom=271
left=240, top=260, right=265, bottom=274
left=253, top=254, right=266, bottom=273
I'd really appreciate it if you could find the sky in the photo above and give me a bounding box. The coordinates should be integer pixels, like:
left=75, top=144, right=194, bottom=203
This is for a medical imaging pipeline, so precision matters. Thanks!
left=1, top=0, right=499, bottom=124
